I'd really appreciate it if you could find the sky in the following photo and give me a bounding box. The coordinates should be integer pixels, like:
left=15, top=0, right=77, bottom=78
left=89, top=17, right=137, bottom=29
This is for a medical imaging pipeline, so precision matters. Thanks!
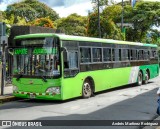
left=0, top=0, right=160, bottom=17
left=0, top=0, right=126, bottom=17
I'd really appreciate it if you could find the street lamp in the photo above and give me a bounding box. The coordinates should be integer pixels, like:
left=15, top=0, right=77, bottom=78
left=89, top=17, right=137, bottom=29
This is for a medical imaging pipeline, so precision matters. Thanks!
left=92, top=0, right=101, bottom=38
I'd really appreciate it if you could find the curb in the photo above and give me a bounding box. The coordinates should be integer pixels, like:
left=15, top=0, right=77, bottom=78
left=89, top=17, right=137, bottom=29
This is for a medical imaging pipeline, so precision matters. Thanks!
left=0, top=96, right=16, bottom=103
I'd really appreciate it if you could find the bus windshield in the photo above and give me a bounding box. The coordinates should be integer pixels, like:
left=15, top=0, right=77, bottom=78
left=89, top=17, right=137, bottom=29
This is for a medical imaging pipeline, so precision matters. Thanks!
left=13, top=37, right=60, bottom=78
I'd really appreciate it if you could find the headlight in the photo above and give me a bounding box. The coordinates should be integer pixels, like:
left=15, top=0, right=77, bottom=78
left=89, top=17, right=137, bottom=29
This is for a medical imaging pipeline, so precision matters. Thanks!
left=46, top=87, right=60, bottom=94
left=13, top=86, right=18, bottom=92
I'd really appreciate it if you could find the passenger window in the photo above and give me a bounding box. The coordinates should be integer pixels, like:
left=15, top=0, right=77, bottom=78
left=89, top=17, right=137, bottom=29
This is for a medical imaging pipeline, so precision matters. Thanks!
left=112, top=49, right=115, bottom=61
left=122, top=49, right=129, bottom=61
left=130, top=49, right=137, bottom=60
left=153, top=51, right=157, bottom=58
left=103, top=48, right=111, bottom=61
left=92, top=48, right=102, bottom=62
left=80, top=48, right=91, bottom=63
left=68, top=52, right=78, bottom=69
left=63, top=48, right=69, bottom=69
left=138, top=50, right=143, bottom=60
left=118, top=49, right=122, bottom=61
left=144, top=50, right=149, bottom=60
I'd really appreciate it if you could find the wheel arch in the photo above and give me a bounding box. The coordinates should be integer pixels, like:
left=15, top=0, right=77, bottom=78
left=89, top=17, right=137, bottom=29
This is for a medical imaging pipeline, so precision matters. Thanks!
left=84, top=76, right=95, bottom=93
left=139, top=69, right=143, bottom=78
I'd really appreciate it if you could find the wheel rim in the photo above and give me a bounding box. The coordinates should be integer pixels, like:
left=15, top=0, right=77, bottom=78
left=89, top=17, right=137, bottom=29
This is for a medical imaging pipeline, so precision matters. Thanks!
left=138, top=73, right=142, bottom=85
left=83, top=82, right=91, bottom=97
left=145, top=73, right=149, bottom=84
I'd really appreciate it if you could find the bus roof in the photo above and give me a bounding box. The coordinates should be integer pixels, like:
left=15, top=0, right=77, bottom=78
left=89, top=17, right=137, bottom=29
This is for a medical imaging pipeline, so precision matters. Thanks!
left=14, top=33, right=157, bottom=47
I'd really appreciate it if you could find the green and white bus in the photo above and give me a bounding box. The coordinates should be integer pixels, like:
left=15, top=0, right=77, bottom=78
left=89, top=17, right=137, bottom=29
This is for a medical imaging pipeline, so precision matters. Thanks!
left=11, top=33, right=159, bottom=100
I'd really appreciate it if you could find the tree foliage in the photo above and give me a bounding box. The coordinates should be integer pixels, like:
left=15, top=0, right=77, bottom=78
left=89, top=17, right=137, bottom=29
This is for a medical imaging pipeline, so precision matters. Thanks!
left=0, top=11, right=5, bottom=22
left=32, top=17, right=55, bottom=28
left=5, top=0, right=59, bottom=23
left=56, top=13, right=87, bottom=36
left=146, top=29, right=160, bottom=45
left=87, top=5, right=123, bottom=40
left=122, top=1, right=160, bottom=42
left=91, top=0, right=109, bottom=7
left=1, top=0, right=160, bottom=44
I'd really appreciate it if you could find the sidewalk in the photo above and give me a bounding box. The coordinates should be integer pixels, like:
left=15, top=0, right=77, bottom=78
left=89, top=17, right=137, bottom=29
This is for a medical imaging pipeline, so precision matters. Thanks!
left=0, top=84, right=16, bottom=103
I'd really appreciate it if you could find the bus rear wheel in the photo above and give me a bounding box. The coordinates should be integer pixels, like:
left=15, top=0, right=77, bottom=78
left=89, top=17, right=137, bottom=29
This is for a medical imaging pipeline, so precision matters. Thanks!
left=82, top=80, right=92, bottom=98
left=137, top=71, right=143, bottom=86
left=143, top=71, right=149, bottom=84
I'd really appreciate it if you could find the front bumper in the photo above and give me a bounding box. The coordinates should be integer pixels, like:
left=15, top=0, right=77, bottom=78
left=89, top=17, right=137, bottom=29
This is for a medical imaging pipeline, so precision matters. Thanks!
left=13, top=91, right=62, bottom=100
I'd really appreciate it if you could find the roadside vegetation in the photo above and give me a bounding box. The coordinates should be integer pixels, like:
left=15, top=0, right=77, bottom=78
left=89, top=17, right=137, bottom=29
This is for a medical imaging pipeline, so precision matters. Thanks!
left=0, top=0, right=160, bottom=45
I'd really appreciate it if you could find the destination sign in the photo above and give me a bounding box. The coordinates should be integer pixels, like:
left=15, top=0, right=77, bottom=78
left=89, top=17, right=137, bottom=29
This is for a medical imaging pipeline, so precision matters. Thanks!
left=14, top=48, right=28, bottom=55
left=14, top=48, right=57, bottom=55
left=33, top=48, right=57, bottom=54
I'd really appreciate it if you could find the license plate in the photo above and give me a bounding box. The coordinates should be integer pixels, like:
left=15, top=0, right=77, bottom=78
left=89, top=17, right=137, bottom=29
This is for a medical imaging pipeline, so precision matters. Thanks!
left=30, top=94, right=36, bottom=99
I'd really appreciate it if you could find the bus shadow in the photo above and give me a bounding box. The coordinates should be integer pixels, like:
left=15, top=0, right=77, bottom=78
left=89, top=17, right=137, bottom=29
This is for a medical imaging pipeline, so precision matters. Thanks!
left=94, top=81, right=154, bottom=96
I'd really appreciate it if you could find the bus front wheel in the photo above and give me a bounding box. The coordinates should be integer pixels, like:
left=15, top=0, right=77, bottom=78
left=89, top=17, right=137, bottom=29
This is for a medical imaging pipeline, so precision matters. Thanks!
left=137, top=71, right=143, bottom=86
left=82, top=80, right=92, bottom=98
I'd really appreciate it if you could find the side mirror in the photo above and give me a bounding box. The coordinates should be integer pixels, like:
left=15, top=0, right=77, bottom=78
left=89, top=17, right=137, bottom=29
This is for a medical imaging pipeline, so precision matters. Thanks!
left=61, top=47, right=66, bottom=52
left=8, top=48, right=14, bottom=55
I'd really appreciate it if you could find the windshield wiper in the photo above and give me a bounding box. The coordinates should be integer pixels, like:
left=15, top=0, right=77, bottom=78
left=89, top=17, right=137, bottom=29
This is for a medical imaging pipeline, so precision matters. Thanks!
left=16, top=74, right=23, bottom=81
left=16, top=61, right=29, bottom=81
left=41, top=76, right=47, bottom=82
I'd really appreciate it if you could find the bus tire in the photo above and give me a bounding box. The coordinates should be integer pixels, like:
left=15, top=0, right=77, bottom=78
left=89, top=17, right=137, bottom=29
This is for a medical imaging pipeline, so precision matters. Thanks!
left=137, top=71, right=143, bottom=86
left=143, top=71, right=149, bottom=84
left=82, top=79, right=92, bottom=98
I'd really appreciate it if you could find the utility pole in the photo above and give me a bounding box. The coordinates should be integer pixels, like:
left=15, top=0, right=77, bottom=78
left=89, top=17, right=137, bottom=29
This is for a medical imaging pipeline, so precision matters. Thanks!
left=0, top=22, right=7, bottom=95
left=121, top=0, right=124, bottom=32
left=92, top=0, right=101, bottom=38
left=97, top=0, right=101, bottom=38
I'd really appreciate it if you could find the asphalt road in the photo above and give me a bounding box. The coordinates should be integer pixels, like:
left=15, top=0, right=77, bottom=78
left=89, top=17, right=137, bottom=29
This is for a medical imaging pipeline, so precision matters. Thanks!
left=0, top=76, right=160, bottom=129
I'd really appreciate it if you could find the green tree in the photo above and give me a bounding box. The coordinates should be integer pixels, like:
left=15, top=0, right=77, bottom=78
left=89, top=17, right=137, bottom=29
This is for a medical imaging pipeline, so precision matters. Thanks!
left=91, top=0, right=109, bottom=7
left=0, top=11, right=5, bottom=22
left=148, top=29, right=160, bottom=45
left=32, top=17, right=55, bottom=28
left=87, top=5, right=123, bottom=40
left=122, top=1, right=160, bottom=42
left=56, top=13, right=87, bottom=36
left=3, top=13, right=28, bottom=26
left=5, top=0, right=59, bottom=23
left=2, top=14, right=27, bottom=35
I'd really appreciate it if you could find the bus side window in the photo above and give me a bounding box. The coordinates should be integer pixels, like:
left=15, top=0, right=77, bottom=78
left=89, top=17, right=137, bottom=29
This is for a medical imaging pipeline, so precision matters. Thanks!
left=68, top=51, right=78, bottom=69
left=153, top=51, right=157, bottom=58
left=149, top=50, right=156, bottom=59
left=103, top=48, right=111, bottom=61
left=144, top=50, right=149, bottom=60
left=80, top=48, right=91, bottom=63
left=130, top=49, right=137, bottom=60
left=92, top=48, right=102, bottom=62
left=112, top=49, right=115, bottom=61
left=63, top=48, right=69, bottom=69
left=138, top=50, right=143, bottom=60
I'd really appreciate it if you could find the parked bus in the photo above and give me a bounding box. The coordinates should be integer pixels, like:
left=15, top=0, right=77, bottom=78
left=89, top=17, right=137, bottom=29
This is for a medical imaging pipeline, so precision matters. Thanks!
left=11, top=33, right=159, bottom=100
